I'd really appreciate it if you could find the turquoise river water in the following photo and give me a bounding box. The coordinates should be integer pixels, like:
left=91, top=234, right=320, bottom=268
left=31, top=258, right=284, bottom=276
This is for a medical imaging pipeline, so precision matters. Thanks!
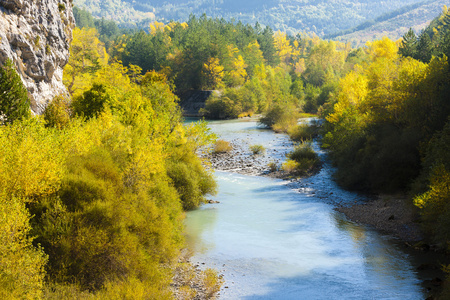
left=185, top=118, right=435, bottom=299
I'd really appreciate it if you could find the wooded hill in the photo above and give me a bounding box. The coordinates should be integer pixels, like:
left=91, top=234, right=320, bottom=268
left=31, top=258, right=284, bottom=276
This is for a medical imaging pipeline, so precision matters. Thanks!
left=73, top=0, right=434, bottom=37
left=328, top=0, right=449, bottom=46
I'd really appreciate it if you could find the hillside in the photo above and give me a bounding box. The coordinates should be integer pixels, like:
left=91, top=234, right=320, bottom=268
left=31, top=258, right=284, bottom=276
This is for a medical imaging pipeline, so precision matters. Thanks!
left=328, top=0, right=449, bottom=46
left=74, top=0, right=428, bottom=36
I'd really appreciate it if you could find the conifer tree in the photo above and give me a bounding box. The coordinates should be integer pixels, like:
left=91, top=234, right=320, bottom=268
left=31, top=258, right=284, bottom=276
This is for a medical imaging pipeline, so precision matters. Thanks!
left=416, top=32, right=433, bottom=62
left=0, top=59, right=30, bottom=124
left=399, top=28, right=417, bottom=58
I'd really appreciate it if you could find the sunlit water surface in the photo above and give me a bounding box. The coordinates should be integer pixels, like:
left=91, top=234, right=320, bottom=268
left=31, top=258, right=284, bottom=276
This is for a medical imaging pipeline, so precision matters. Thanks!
left=185, top=118, right=426, bottom=299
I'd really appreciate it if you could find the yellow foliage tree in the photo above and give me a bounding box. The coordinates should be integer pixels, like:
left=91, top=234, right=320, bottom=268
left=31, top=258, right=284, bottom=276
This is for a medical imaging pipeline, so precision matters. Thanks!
left=149, top=21, right=165, bottom=35
left=0, top=119, right=65, bottom=199
left=63, top=28, right=108, bottom=97
left=227, top=55, right=248, bottom=87
left=326, top=69, right=369, bottom=124
left=201, top=57, right=225, bottom=89
left=366, top=36, right=399, bottom=61
left=273, top=31, right=292, bottom=65
left=0, top=194, right=47, bottom=299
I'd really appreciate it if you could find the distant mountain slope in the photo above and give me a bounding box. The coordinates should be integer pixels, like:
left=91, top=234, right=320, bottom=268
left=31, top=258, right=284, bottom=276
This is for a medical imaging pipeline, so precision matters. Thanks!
left=328, top=0, right=448, bottom=46
left=73, top=0, right=427, bottom=36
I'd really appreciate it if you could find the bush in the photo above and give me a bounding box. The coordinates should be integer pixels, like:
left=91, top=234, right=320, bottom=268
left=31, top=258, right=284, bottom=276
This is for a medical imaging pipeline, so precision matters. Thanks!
left=201, top=96, right=242, bottom=120
left=213, top=139, right=232, bottom=153
left=167, top=151, right=217, bottom=211
left=288, top=123, right=319, bottom=142
left=250, top=144, right=265, bottom=155
left=281, top=160, right=300, bottom=173
left=259, top=103, right=299, bottom=132
left=268, top=161, right=278, bottom=172
left=0, top=194, right=47, bottom=299
left=0, top=59, right=30, bottom=124
left=44, top=95, right=72, bottom=129
left=202, top=268, right=223, bottom=298
left=284, top=142, right=320, bottom=174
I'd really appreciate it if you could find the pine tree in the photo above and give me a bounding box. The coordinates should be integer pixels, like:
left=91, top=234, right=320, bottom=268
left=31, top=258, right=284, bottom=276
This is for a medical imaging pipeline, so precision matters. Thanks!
left=0, top=59, right=30, bottom=124
left=399, top=28, right=417, bottom=58
left=415, top=32, right=433, bottom=63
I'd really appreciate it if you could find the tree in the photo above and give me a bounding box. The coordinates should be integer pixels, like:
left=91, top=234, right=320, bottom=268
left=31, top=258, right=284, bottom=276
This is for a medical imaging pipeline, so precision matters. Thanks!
left=72, top=83, right=111, bottom=119
left=258, top=26, right=279, bottom=66
left=63, top=28, right=108, bottom=97
left=201, top=57, right=225, bottom=89
left=273, top=31, right=292, bottom=65
left=416, top=32, right=433, bottom=63
left=0, top=59, right=30, bottom=124
left=227, top=55, right=248, bottom=87
left=399, top=28, right=417, bottom=58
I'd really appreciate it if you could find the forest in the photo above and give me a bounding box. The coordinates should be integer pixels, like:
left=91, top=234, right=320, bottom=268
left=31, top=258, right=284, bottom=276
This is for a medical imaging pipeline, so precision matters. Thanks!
left=73, top=0, right=430, bottom=36
left=1, top=3, right=450, bottom=298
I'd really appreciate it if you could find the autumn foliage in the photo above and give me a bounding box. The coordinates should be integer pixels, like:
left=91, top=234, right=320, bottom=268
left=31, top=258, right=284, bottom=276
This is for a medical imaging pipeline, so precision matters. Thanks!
left=0, top=27, right=217, bottom=298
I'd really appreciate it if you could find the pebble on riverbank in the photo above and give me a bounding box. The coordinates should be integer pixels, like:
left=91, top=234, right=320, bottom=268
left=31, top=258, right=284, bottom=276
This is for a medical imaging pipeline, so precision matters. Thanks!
left=336, top=194, right=424, bottom=242
left=171, top=250, right=223, bottom=299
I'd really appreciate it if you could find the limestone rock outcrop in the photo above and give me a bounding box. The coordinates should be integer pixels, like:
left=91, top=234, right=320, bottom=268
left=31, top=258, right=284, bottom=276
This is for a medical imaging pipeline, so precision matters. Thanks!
left=0, top=0, right=74, bottom=114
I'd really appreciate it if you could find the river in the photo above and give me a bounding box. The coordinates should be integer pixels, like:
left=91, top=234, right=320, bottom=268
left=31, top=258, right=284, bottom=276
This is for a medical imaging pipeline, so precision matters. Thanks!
left=185, top=118, right=435, bottom=299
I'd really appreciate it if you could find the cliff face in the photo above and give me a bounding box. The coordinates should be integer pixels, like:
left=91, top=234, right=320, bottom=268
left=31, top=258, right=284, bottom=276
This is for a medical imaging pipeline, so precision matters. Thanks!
left=0, top=0, right=74, bottom=114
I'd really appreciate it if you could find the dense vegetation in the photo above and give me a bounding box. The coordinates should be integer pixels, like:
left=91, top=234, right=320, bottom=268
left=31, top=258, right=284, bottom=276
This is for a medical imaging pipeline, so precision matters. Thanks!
left=0, top=26, right=219, bottom=298
left=73, top=5, right=450, bottom=297
left=322, top=8, right=450, bottom=295
left=73, top=11, right=357, bottom=124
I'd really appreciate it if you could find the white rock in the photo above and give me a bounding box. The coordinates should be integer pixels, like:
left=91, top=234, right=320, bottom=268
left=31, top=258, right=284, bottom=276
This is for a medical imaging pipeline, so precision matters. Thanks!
left=0, top=0, right=74, bottom=114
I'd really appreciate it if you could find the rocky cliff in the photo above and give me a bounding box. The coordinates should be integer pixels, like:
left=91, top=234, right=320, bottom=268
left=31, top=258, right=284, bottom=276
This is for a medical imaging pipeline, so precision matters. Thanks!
left=0, top=0, right=74, bottom=114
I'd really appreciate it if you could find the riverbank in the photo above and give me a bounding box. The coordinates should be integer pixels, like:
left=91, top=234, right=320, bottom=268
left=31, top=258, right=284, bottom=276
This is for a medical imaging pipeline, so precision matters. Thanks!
left=336, top=194, right=424, bottom=242
left=171, top=250, right=223, bottom=300
left=200, top=140, right=291, bottom=176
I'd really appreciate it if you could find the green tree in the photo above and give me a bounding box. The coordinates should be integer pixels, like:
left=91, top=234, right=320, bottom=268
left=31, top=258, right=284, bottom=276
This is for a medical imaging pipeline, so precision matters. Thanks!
left=399, top=28, right=417, bottom=58
left=72, top=83, right=111, bottom=119
left=415, top=32, right=433, bottom=63
left=0, top=59, right=30, bottom=124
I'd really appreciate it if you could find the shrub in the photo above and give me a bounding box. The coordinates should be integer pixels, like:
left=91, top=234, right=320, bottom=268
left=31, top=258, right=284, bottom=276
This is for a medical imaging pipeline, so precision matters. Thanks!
left=284, top=142, right=320, bottom=174
left=288, top=142, right=318, bottom=162
left=202, top=268, right=223, bottom=298
left=259, top=104, right=299, bottom=132
left=288, top=124, right=319, bottom=142
left=281, top=160, right=300, bottom=173
left=213, top=139, right=232, bottom=153
left=250, top=144, right=265, bottom=155
left=0, top=59, right=31, bottom=124
left=0, top=194, right=47, bottom=299
left=268, top=161, right=278, bottom=172
left=44, top=95, right=72, bottom=129
left=201, top=96, right=242, bottom=119
left=238, top=111, right=253, bottom=118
